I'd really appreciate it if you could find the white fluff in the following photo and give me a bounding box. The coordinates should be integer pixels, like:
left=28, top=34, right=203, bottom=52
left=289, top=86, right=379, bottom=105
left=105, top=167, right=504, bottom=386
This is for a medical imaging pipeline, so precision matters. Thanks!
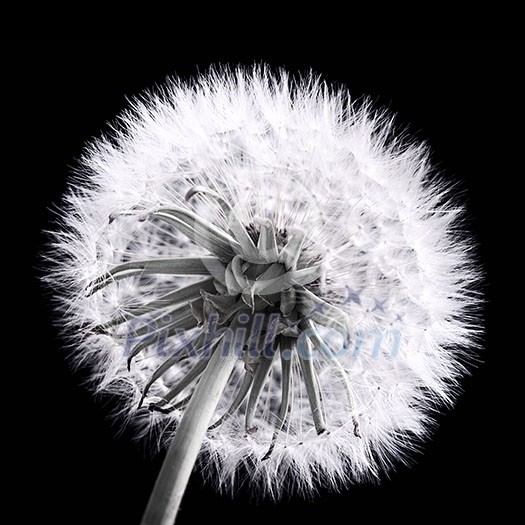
left=48, top=67, right=481, bottom=498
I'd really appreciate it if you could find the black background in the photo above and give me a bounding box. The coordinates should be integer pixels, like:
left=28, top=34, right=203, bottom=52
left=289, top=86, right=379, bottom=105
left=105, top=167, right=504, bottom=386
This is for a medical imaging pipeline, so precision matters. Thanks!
left=9, top=40, right=518, bottom=523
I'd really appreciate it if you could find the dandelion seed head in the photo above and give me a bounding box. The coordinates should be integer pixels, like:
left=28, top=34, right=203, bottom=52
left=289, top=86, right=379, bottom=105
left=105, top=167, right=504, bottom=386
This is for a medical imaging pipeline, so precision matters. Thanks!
left=48, top=66, right=481, bottom=498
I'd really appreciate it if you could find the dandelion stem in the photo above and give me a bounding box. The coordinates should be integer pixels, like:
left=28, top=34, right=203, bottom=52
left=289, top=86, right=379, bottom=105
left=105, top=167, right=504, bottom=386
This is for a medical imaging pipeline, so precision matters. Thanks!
left=140, top=337, right=238, bottom=525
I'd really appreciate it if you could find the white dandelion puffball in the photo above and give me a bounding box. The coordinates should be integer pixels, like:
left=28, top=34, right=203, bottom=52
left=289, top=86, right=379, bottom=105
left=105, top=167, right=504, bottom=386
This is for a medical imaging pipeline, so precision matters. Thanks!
left=49, top=67, right=480, bottom=520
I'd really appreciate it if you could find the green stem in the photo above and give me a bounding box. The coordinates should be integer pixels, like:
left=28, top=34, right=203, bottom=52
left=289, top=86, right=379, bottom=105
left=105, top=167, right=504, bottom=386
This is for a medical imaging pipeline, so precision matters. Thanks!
left=140, top=339, right=238, bottom=525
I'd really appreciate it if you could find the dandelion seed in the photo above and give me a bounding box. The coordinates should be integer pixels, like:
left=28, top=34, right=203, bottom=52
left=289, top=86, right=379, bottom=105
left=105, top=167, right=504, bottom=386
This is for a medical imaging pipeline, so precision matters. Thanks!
left=46, top=67, right=481, bottom=524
